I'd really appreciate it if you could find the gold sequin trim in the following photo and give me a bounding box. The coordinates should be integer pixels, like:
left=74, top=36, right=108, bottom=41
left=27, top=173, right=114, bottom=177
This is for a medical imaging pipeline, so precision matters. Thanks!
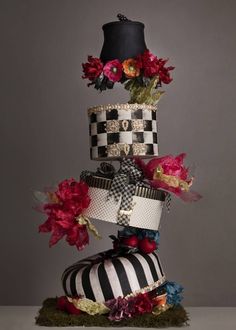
left=105, top=119, right=146, bottom=133
left=88, top=103, right=157, bottom=116
left=107, top=143, right=130, bottom=157
left=132, top=143, right=147, bottom=155
left=131, top=119, right=145, bottom=131
left=125, top=276, right=166, bottom=298
left=105, top=120, right=120, bottom=133
left=107, top=143, right=147, bottom=157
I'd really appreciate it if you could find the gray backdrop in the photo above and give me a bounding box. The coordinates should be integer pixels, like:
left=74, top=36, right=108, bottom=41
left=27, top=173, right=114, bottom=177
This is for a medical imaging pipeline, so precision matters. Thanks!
left=1, top=0, right=236, bottom=306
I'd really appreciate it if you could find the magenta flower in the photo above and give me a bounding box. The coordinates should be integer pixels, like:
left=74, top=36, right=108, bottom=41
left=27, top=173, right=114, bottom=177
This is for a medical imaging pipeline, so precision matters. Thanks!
left=37, top=179, right=91, bottom=250
left=143, top=154, right=202, bottom=202
left=103, top=59, right=123, bottom=82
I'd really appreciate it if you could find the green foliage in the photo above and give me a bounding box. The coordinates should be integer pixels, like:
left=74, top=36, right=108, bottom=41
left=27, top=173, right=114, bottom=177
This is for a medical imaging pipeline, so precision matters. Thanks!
left=125, top=77, right=165, bottom=106
left=36, top=298, right=189, bottom=327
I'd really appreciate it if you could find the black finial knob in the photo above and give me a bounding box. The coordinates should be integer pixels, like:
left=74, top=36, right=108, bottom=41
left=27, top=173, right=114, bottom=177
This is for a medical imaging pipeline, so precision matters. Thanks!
left=117, top=14, right=130, bottom=21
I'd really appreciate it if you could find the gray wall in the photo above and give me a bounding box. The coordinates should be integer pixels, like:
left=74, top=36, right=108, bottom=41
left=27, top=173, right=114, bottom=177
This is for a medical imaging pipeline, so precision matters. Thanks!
left=1, top=0, right=236, bottom=306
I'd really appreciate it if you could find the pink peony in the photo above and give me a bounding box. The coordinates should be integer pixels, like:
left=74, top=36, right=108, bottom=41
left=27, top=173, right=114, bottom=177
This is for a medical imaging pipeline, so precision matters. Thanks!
left=103, top=59, right=123, bottom=82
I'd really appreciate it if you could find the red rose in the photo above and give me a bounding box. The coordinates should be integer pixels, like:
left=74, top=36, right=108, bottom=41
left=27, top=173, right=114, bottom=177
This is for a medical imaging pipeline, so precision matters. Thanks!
left=82, top=56, right=103, bottom=81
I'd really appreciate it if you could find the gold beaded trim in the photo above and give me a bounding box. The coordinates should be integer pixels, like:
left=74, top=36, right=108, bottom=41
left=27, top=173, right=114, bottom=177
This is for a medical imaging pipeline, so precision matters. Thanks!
left=106, top=120, right=120, bottom=133
left=105, top=119, right=146, bottom=133
left=107, top=143, right=131, bottom=157
left=131, top=119, right=145, bottom=131
left=125, top=276, right=166, bottom=298
left=107, top=143, right=147, bottom=157
left=88, top=103, right=157, bottom=115
left=132, top=143, right=147, bottom=155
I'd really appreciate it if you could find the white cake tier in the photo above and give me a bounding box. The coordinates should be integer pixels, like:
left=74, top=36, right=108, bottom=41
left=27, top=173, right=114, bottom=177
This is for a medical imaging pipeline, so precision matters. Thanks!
left=88, top=103, right=158, bottom=160
left=62, top=249, right=165, bottom=303
left=83, top=175, right=166, bottom=230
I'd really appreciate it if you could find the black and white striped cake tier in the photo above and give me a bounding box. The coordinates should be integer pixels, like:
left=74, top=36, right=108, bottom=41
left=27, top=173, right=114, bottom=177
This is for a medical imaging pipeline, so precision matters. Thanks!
left=88, top=103, right=159, bottom=160
left=62, top=249, right=165, bottom=303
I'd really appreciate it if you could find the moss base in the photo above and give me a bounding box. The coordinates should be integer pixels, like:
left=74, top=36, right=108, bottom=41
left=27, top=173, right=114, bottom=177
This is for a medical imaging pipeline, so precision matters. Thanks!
left=35, top=298, right=188, bottom=327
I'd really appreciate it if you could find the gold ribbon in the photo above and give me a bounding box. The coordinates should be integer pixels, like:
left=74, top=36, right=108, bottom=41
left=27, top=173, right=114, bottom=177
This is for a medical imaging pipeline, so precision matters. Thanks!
left=76, top=215, right=102, bottom=240
left=153, top=165, right=192, bottom=192
left=67, top=297, right=109, bottom=315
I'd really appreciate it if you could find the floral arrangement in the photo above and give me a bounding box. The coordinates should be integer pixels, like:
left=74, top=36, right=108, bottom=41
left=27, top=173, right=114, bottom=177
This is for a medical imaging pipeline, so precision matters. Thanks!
left=165, top=282, right=183, bottom=305
left=82, top=50, right=174, bottom=105
left=34, top=179, right=101, bottom=251
left=56, top=281, right=183, bottom=321
left=110, top=227, right=160, bottom=254
left=135, top=153, right=201, bottom=202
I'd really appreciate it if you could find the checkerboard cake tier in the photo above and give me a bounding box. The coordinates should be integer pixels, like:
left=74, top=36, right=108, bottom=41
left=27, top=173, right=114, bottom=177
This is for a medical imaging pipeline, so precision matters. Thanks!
left=82, top=175, right=166, bottom=231
left=88, top=103, right=159, bottom=160
left=62, top=249, right=166, bottom=303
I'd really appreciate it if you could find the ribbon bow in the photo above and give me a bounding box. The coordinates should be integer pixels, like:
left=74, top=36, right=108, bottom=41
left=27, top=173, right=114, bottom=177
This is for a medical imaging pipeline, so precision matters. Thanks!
left=107, top=159, right=143, bottom=226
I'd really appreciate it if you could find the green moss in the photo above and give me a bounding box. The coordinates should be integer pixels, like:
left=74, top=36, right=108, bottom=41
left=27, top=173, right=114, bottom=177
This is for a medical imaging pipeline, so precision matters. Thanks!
left=35, top=298, right=189, bottom=327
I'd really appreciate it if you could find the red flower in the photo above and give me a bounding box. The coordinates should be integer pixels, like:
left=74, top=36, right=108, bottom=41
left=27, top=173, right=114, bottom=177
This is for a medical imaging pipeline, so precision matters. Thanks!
left=138, top=50, right=159, bottom=77
left=145, top=154, right=188, bottom=181
left=106, top=293, right=153, bottom=321
left=103, top=59, right=123, bottom=82
left=39, top=179, right=91, bottom=250
left=137, top=50, right=174, bottom=84
left=56, top=296, right=68, bottom=311
left=65, top=301, right=81, bottom=315
left=157, top=58, right=175, bottom=84
left=56, top=296, right=81, bottom=315
left=132, top=293, right=153, bottom=315
left=82, top=56, right=103, bottom=81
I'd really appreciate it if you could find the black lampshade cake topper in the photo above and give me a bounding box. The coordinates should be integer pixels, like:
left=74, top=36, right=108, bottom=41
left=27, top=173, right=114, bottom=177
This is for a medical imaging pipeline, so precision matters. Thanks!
left=34, top=13, right=201, bottom=327
left=100, top=14, right=147, bottom=63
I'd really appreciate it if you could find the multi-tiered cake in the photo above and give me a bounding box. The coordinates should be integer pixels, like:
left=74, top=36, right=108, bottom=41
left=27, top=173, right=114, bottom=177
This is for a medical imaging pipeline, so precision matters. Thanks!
left=35, top=14, right=200, bottom=327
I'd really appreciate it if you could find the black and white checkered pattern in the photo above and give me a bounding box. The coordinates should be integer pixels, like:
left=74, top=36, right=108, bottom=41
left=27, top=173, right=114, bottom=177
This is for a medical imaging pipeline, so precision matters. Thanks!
left=117, top=183, right=136, bottom=225
left=107, top=159, right=144, bottom=226
left=107, top=173, right=127, bottom=203
left=120, top=158, right=143, bottom=182
left=89, top=107, right=158, bottom=160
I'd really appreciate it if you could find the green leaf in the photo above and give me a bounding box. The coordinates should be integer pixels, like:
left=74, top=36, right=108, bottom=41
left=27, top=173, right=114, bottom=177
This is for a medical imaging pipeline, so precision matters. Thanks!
left=125, top=76, right=165, bottom=106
